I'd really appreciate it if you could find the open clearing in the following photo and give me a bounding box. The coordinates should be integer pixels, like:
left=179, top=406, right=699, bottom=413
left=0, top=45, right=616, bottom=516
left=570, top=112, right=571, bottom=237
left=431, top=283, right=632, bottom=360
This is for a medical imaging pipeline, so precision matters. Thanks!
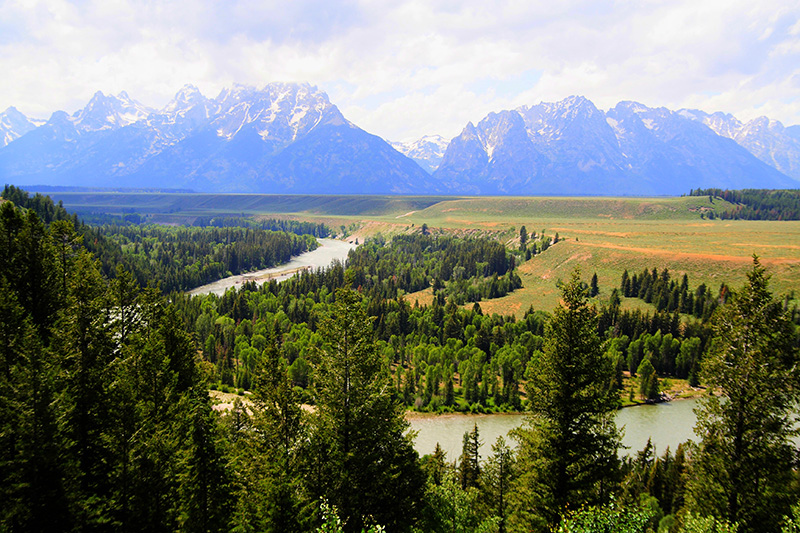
left=47, top=191, right=800, bottom=315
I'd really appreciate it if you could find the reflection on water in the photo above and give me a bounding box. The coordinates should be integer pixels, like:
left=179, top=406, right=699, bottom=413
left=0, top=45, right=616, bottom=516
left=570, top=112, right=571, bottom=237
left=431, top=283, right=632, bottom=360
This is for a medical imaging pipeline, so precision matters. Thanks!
left=408, top=398, right=700, bottom=460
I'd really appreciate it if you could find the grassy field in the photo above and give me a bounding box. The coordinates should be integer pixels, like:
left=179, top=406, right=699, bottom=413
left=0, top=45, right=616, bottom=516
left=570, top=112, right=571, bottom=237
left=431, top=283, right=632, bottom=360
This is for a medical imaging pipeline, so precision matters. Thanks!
left=478, top=221, right=800, bottom=315
left=350, top=196, right=800, bottom=314
left=45, top=191, right=800, bottom=314
left=43, top=191, right=453, bottom=218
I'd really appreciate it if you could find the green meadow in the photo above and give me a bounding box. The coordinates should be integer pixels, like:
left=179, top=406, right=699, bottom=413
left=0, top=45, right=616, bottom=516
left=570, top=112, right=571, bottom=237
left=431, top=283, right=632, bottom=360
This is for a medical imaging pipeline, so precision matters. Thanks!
left=48, top=191, right=800, bottom=314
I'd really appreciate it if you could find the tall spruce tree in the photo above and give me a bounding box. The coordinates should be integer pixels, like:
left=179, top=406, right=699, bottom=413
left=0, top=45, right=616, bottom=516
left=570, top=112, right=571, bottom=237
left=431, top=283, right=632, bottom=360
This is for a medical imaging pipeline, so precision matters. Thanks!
left=459, top=423, right=482, bottom=490
left=481, top=436, right=516, bottom=533
left=686, top=257, right=800, bottom=532
left=305, top=288, right=425, bottom=532
left=512, top=269, right=621, bottom=531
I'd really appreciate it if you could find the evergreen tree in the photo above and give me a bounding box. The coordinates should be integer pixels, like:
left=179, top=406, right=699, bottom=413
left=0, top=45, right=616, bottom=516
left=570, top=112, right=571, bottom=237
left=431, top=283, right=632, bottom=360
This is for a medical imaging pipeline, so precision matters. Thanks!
left=226, top=336, right=307, bottom=532
left=424, top=443, right=449, bottom=486
left=590, top=273, right=599, bottom=297
left=459, top=423, right=482, bottom=490
left=177, top=387, right=233, bottom=533
left=481, top=436, right=516, bottom=533
left=0, top=286, right=70, bottom=531
left=686, top=258, right=800, bottom=532
left=512, top=269, right=621, bottom=530
left=305, top=288, right=425, bottom=532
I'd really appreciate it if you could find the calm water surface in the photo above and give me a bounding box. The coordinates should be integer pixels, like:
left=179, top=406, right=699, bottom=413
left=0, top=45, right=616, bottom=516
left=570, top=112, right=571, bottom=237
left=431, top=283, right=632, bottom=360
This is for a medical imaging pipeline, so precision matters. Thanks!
left=409, top=398, right=700, bottom=459
left=188, top=238, right=356, bottom=296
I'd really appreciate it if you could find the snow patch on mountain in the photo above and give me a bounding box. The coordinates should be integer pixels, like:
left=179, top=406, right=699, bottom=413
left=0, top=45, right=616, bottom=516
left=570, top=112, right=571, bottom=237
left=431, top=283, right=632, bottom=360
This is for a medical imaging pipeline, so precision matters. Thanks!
left=682, top=108, right=800, bottom=180
left=390, top=134, right=449, bottom=174
left=0, top=107, right=46, bottom=147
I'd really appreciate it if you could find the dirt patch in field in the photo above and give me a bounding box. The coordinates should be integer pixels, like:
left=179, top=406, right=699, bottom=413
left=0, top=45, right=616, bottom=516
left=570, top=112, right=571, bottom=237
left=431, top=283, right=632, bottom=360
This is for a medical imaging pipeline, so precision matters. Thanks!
left=575, top=241, right=799, bottom=265
left=405, top=287, right=435, bottom=307
left=478, top=299, right=524, bottom=316
left=439, top=217, right=506, bottom=228
left=551, top=227, right=635, bottom=238
left=210, top=390, right=252, bottom=412
left=730, top=243, right=800, bottom=251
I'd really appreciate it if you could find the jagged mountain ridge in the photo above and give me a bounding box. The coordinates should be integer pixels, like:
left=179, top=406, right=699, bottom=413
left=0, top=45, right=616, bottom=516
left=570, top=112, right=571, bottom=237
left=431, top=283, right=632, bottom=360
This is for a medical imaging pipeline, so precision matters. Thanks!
left=2, top=88, right=799, bottom=195
left=678, top=109, right=800, bottom=181
left=434, top=97, right=797, bottom=195
left=0, top=107, right=46, bottom=147
left=390, top=135, right=449, bottom=174
left=0, top=83, right=430, bottom=193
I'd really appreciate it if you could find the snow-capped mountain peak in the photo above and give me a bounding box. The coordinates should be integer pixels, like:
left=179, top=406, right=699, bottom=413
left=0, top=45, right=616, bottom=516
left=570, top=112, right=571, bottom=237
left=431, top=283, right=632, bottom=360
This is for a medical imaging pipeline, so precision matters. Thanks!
left=2, top=86, right=798, bottom=195
left=162, top=84, right=208, bottom=114
left=70, top=91, right=152, bottom=133
left=390, top=134, right=449, bottom=173
left=434, top=96, right=797, bottom=195
left=0, top=106, right=45, bottom=147
left=680, top=108, right=800, bottom=180
left=208, top=82, right=344, bottom=143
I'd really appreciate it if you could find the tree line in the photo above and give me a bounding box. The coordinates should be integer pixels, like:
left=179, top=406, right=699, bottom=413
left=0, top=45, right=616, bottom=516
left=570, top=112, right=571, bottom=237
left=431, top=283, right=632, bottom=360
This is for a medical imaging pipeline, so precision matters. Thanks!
left=100, top=223, right=318, bottom=292
left=689, top=188, right=800, bottom=220
left=2, top=185, right=322, bottom=293
left=190, top=215, right=329, bottom=238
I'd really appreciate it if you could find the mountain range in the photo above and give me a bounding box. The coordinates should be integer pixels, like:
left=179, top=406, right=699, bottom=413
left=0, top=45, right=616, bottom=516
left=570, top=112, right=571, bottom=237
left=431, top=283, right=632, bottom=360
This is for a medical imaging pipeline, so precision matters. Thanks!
left=1, top=84, right=798, bottom=196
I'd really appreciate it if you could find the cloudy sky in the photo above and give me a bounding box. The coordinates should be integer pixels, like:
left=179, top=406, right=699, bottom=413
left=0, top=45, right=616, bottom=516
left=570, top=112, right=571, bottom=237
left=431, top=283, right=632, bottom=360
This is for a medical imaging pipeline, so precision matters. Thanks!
left=2, top=0, right=799, bottom=141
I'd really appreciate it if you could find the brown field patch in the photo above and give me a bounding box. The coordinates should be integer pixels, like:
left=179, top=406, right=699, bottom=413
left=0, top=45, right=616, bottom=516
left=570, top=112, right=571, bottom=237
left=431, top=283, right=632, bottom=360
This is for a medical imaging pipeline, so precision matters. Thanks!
left=730, top=243, right=800, bottom=251
left=574, top=241, right=799, bottom=265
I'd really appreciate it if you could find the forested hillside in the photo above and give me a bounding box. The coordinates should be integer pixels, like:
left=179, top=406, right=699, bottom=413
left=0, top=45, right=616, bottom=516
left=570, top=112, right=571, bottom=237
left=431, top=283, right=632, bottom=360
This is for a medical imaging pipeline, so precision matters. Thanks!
left=1, top=190, right=799, bottom=532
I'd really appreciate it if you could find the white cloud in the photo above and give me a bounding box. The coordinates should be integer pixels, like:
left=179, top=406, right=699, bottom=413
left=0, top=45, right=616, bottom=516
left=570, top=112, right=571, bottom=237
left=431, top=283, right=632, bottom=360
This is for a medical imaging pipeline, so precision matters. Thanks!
left=0, top=0, right=799, bottom=139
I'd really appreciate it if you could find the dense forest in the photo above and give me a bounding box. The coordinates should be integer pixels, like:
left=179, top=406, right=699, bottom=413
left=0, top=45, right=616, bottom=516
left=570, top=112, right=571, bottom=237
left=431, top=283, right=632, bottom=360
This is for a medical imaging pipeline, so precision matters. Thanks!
left=2, top=185, right=320, bottom=292
left=2, top=190, right=800, bottom=532
left=689, top=188, right=800, bottom=220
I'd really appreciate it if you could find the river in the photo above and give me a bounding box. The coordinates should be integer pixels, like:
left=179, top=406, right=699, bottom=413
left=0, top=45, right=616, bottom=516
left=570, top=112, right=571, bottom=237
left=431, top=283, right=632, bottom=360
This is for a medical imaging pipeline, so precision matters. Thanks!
left=188, top=238, right=357, bottom=297
left=408, top=398, right=700, bottom=459
left=191, top=238, right=700, bottom=459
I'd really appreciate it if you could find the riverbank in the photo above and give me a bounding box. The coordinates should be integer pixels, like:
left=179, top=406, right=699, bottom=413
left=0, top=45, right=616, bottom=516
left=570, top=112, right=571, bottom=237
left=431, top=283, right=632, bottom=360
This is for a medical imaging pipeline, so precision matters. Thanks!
left=209, top=390, right=701, bottom=458
left=188, top=238, right=356, bottom=297
left=620, top=374, right=706, bottom=407
left=409, top=398, right=701, bottom=459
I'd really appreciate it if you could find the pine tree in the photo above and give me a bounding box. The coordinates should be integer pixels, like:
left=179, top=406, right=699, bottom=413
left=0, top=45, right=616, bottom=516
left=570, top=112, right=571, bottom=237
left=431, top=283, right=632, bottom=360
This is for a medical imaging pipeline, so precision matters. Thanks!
left=239, top=336, right=307, bottom=532
left=686, top=257, right=800, bottom=532
left=512, top=269, right=621, bottom=530
left=481, top=436, right=516, bottom=533
left=590, top=273, right=599, bottom=297
left=0, top=287, right=70, bottom=531
left=178, top=387, right=233, bottom=533
left=459, top=423, right=482, bottom=490
left=305, top=288, right=425, bottom=532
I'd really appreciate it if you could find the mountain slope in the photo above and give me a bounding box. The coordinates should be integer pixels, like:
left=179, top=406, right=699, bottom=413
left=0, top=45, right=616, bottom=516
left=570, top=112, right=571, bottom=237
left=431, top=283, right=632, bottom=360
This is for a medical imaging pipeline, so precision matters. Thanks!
left=435, top=97, right=796, bottom=195
left=0, top=83, right=429, bottom=193
left=390, top=135, right=449, bottom=174
left=0, top=107, right=45, bottom=147
left=679, top=109, right=800, bottom=181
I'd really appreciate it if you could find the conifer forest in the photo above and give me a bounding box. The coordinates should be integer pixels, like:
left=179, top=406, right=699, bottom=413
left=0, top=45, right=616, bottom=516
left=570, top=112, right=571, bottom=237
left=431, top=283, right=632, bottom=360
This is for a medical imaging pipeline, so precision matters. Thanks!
left=1, top=187, right=799, bottom=533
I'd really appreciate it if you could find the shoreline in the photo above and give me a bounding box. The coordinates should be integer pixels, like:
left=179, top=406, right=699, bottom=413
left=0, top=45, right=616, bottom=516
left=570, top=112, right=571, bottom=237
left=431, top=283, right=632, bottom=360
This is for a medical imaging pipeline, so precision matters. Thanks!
left=404, top=390, right=705, bottom=419
left=188, top=237, right=356, bottom=297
